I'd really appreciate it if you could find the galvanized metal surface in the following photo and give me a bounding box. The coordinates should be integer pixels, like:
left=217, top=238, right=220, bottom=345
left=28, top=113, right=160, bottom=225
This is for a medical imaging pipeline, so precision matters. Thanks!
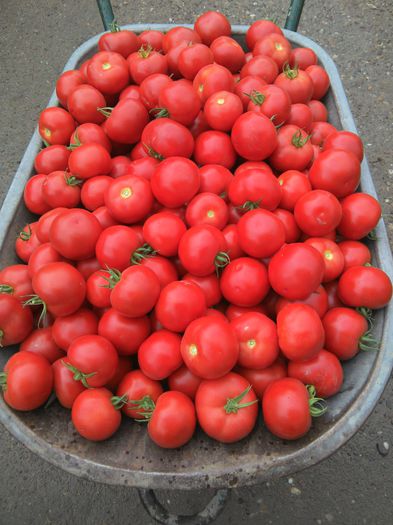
left=0, top=25, right=392, bottom=491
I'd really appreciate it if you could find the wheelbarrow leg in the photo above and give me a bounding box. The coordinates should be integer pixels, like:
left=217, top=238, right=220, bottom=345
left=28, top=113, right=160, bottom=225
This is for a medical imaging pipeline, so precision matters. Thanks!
left=138, top=488, right=230, bottom=525
left=96, top=0, right=115, bottom=30
left=284, top=0, right=305, bottom=31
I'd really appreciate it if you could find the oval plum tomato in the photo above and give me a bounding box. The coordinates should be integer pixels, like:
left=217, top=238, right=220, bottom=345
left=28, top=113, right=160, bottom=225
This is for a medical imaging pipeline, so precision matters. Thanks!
left=286, top=103, right=313, bottom=131
left=247, top=85, right=291, bottom=126
left=304, top=238, right=345, bottom=282
left=117, top=369, right=163, bottom=419
left=294, top=189, right=342, bottom=237
left=70, top=122, right=112, bottom=152
left=148, top=391, right=196, bottom=448
left=178, top=43, right=214, bottom=80
left=140, top=29, right=163, bottom=51
left=193, top=63, right=235, bottom=104
left=338, top=241, right=371, bottom=270
left=162, top=26, right=201, bottom=53
left=263, top=378, right=324, bottom=439
left=156, top=80, right=201, bottom=127
left=127, top=45, right=168, bottom=85
left=228, top=166, right=281, bottom=211
left=288, top=349, right=343, bottom=398
left=194, top=130, right=236, bottom=169
left=56, top=69, right=84, bottom=107
left=0, top=294, right=33, bottom=346
left=155, top=280, right=206, bottom=332
left=231, top=112, right=277, bottom=161
left=275, top=284, right=329, bottom=319
left=143, top=212, right=187, bottom=256
left=199, top=164, right=232, bottom=195
left=86, top=270, right=113, bottom=308
left=178, top=225, right=228, bottom=277
left=138, top=330, right=182, bottom=380
left=309, top=150, right=360, bottom=198
left=253, top=33, right=291, bottom=69
left=277, top=169, right=312, bottom=211
left=87, top=51, right=129, bottom=94
left=240, top=55, right=279, bottom=84
left=272, top=208, right=301, bottom=243
left=67, top=84, right=106, bottom=124
left=52, top=307, right=98, bottom=351
left=274, top=65, right=314, bottom=103
left=231, top=312, right=279, bottom=369
left=96, top=225, right=141, bottom=271
left=98, top=27, right=140, bottom=58
left=322, top=307, right=373, bottom=360
left=15, top=223, right=41, bottom=263
left=127, top=157, right=159, bottom=180
left=204, top=91, right=243, bottom=131
left=103, top=98, right=149, bottom=144
left=23, top=174, right=51, bottom=215
left=237, top=209, right=285, bottom=258
left=269, top=243, right=325, bottom=300
left=36, top=208, right=67, bottom=243
left=310, top=121, right=336, bottom=147
left=111, top=266, right=160, bottom=318
left=185, top=192, right=229, bottom=229
left=221, top=257, right=270, bottom=307
left=195, top=372, right=258, bottom=442
left=246, top=19, right=283, bottom=50
left=323, top=130, right=364, bottom=162
left=277, top=303, right=325, bottom=361
left=237, top=358, right=287, bottom=398
left=183, top=273, right=221, bottom=307
left=80, top=175, right=112, bottom=211
left=67, top=334, right=118, bottom=388
left=72, top=388, right=121, bottom=441
left=105, top=356, right=133, bottom=392
left=38, top=107, right=75, bottom=146
left=307, top=99, right=328, bottom=122
left=68, top=143, right=112, bottom=179
left=1, top=351, right=53, bottom=411
left=210, top=36, right=245, bottom=73
left=151, top=157, right=199, bottom=207
left=52, top=358, right=85, bottom=408
left=0, top=264, right=33, bottom=299
left=269, top=125, right=313, bottom=172
left=34, top=145, right=71, bottom=174
left=105, top=174, right=153, bottom=224
left=20, top=326, right=64, bottom=363
left=222, top=224, right=245, bottom=260
left=337, top=193, right=381, bottom=240
left=140, top=256, right=178, bottom=288
left=289, top=47, right=318, bottom=69
left=235, top=75, right=267, bottom=110
left=194, top=11, right=231, bottom=45
left=181, top=316, right=238, bottom=379
left=49, top=209, right=102, bottom=260
left=31, top=262, right=86, bottom=317
left=42, top=171, right=81, bottom=208
left=168, top=365, right=201, bottom=400
left=338, top=266, right=392, bottom=309
left=305, top=65, right=330, bottom=100
left=139, top=73, right=172, bottom=109
left=142, top=118, right=194, bottom=159
left=98, top=308, right=151, bottom=356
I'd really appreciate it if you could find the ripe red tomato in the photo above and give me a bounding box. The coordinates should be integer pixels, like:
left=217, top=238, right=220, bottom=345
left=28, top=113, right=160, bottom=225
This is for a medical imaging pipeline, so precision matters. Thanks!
left=274, top=66, right=314, bottom=103
left=231, top=112, right=277, bottom=161
left=338, top=241, right=371, bottom=270
left=105, top=357, right=133, bottom=392
left=142, top=118, right=194, bottom=159
left=194, top=11, right=231, bottom=45
left=15, top=223, right=41, bottom=263
left=185, top=193, right=229, bottom=230
left=323, top=130, right=364, bottom=162
left=307, top=100, right=328, bottom=122
left=162, top=26, right=201, bottom=53
left=41, top=171, right=81, bottom=209
left=34, top=145, right=71, bottom=174
left=178, top=44, right=214, bottom=80
left=324, top=280, right=344, bottom=310
left=289, top=47, right=317, bottom=69
left=309, top=149, right=360, bottom=198
left=248, top=84, right=291, bottom=126
left=95, top=225, right=141, bottom=271
left=72, top=388, right=122, bottom=441
left=269, top=125, right=313, bottom=172
left=151, top=157, right=200, bottom=207
left=117, top=369, right=163, bottom=419
left=183, top=273, right=221, bottom=307
left=304, top=238, right=345, bottom=282
left=56, top=69, right=84, bottom=107
left=128, top=46, right=168, bottom=84
left=226, top=303, right=268, bottom=321
left=237, top=358, right=287, bottom=398
left=240, top=55, right=279, bottom=84
left=138, top=330, right=182, bottom=380
left=68, top=143, right=112, bottom=179
left=148, top=391, right=196, bottom=448
left=220, top=257, right=270, bottom=306
left=38, top=107, right=75, bottom=146
left=310, top=121, right=336, bottom=146
left=235, top=75, right=267, bottom=110
left=139, top=73, right=172, bottom=109
left=0, top=264, right=33, bottom=299
left=210, top=36, right=245, bottom=73
left=28, top=243, right=65, bottom=277
left=222, top=224, right=245, bottom=260
left=237, top=209, right=286, bottom=258
left=193, top=63, right=235, bottom=104
left=23, top=174, right=51, bottom=215
left=52, top=358, right=85, bottom=408
left=337, top=193, right=381, bottom=240
left=204, top=91, right=243, bottom=131
left=277, top=170, right=312, bottom=211
left=127, top=157, right=159, bottom=180
left=168, top=365, right=202, bottom=400
left=98, top=28, right=140, bottom=58
left=20, top=326, right=64, bottom=363
left=80, top=176, right=112, bottom=211
left=268, top=243, right=325, bottom=300
left=87, top=51, right=129, bottom=94
left=140, top=256, right=179, bottom=288
left=305, top=65, right=330, bottom=99
left=76, top=257, right=101, bottom=280
left=294, top=190, right=342, bottom=237
left=52, top=307, right=98, bottom=351
left=104, top=98, right=149, bottom=144
left=195, top=372, right=258, bottom=442
left=1, top=351, right=53, bottom=411
left=67, top=84, right=106, bottom=124
left=105, top=174, right=153, bottom=224
left=286, top=103, right=313, bottom=131
left=70, top=123, right=112, bottom=152
left=0, top=294, right=33, bottom=346
left=254, top=33, right=291, bottom=69
left=338, top=266, right=392, bottom=309
left=275, top=284, right=329, bottom=319
left=272, top=208, right=301, bottom=243
left=246, top=20, right=283, bottom=50
left=139, top=29, right=164, bottom=51
left=157, top=80, right=201, bottom=127
left=143, top=212, right=186, bottom=256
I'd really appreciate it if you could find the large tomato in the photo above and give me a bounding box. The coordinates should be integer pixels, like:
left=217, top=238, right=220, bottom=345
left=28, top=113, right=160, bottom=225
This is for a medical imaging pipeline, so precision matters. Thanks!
left=294, top=190, right=342, bottom=237
left=98, top=27, right=140, bottom=58
left=228, top=166, right=281, bottom=211
left=87, top=51, right=129, bottom=94
left=151, top=157, right=200, bottom=207
left=231, top=112, right=277, bottom=161
left=220, top=257, right=270, bottom=306
left=141, top=118, right=194, bottom=159
left=338, top=266, right=392, bottom=309
left=247, top=85, right=291, bottom=126
left=103, top=98, right=149, bottom=144
left=309, top=150, right=360, bottom=198
left=237, top=209, right=286, bottom=258
left=204, top=91, right=243, bottom=131
left=193, top=63, right=235, bottom=104
left=194, top=11, right=231, bottom=45
left=269, top=125, right=313, bottom=172
left=158, top=80, right=201, bottom=126
left=337, top=193, right=381, bottom=240
left=38, top=107, right=75, bottom=146
left=105, top=174, right=153, bottom=224
left=274, top=65, right=314, bottom=104
left=194, top=130, right=237, bottom=169
left=138, top=330, right=182, bottom=380
left=0, top=294, right=33, bottom=346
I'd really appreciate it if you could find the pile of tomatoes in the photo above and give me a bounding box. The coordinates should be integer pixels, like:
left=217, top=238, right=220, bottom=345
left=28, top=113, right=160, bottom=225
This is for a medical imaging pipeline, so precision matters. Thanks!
left=0, top=11, right=392, bottom=448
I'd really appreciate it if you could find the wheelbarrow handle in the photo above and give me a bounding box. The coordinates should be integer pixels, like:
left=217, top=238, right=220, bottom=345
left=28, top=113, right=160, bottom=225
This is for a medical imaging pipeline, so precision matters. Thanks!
left=96, top=0, right=115, bottom=30
left=138, top=488, right=230, bottom=525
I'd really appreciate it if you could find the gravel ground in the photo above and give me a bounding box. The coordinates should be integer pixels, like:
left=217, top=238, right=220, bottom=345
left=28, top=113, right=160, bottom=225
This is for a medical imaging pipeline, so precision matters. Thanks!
left=0, top=1, right=392, bottom=524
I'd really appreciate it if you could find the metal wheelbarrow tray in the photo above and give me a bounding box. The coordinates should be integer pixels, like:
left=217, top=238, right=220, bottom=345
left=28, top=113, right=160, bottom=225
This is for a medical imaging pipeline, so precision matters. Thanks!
left=1, top=24, right=393, bottom=492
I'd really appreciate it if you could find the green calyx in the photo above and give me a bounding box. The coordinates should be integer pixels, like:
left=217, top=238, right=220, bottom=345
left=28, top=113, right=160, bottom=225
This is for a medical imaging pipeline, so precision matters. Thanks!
left=97, top=106, right=114, bottom=118
left=62, top=360, right=96, bottom=389
left=109, top=20, right=121, bottom=33
left=0, top=371, right=7, bottom=391
left=367, top=229, right=377, bottom=241
left=307, top=385, right=327, bottom=417
left=240, top=200, right=261, bottom=211
left=131, top=243, right=157, bottom=265
left=111, top=394, right=129, bottom=410
left=215, top=251, right=231, bottom=274
left=0, top=330, right=4, bottom=348
left=143, top=143, right=164, bottom=161
left=150, top=107, right=170, bottom=119
left=247, top=90, right=265, bottom=106
left=0, top=285, right=14, bottom=295
left=18, top=224, right=32, bottom=241
left=67, top=130, right=81, bottom=150
left=359, top=330, right=379, bottom=352
left=128, top=394, right=156, bottom=422
left=292, top=130, right=311, bottom=148
left=100, top=266, right=122, bottom=289
left=224, top=385, right=258, bottom=414
left=356, top=306, right=374, bottom=327
left=65, top=174, right=83, bottom=186
left=138, top=44, right=153, bottom=59
left=283, top=63, right=299, bottom=79
left=23, top=295, right=47, bottom=328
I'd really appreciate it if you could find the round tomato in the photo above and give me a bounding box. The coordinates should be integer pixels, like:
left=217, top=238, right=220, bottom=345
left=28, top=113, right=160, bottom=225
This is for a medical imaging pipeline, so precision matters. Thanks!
left=231, top=112, right=277, bottom=161
left=304, top=238, right=345, bottom=282
left=128, top=46, right=168, bottom=85
left=98, top=28, right=140, bottom=58
left=204, top=91, right=243, bottom=131
left=52, top=307, right=98, bottom=351
left=138, top=330, right=182, bottom=380
left=323, top=130, right=363, bottom=162
left=235, top=76, right=267, bottom=110
left=139, top=29, right=163, bottom=51
left=103, top=98, right=149, bottom=144
left=194, top=11, right=231, bottom=45
left=142, top=118, right=194, bottom=159
left=67, top=84, right=106, bottom=124
left=289, top=47, right=317, bottom=69
left=286, top=103, right=313, bottom=131
left=20, top=326, right=64, bottom=363
left=338, top=241, right=371, bottom=270
left=68, top=143, right=112, bottom=179
left=52, top=358, right=85, bottom=408
left=185, top=192, right=229, bottom=230
left=178, top=43, right=214, bottom=80
left=38, top=107, right=75, bottom=146
left=0, top=264, right=34, bottom=299
left=338, top=266, right=392, bottom=309
left=274, top=65, right=313, bottom=104
left=42, top=171, right=81, bottom=208
left=56, top=69, right=84, bottom=107
left=23, top=174, right=51, bottom=215
left=80, top=175, right=112, bottom=211
left=294, top=189, right=342, bottom=237
left=194, top=130, right=237, bottom=169
left=309, top=150, right=360, bottom=198
left=237, top=358, right=287, bottom=398
left=237, top=209, right=285, bottom=258
left=305, top=65, right=330, bottom=100
left=193, top=63, right=235, bottom=104
left=36, top=207, right=67, bottom=243
left=253, top=34, right=291, bottom=69
left=246, top=20, right=283, bottom=50
left=269, top=125, right=313, bottom=172
left=240, top=55, right=278, bottom=84
left=248, top=85, right=291, bottom=126
left=105, top=174, right=153, bottom=224
left=116, top=369, right=163, bottom=419
left=98, top=308, right=151, bottom=355
left=222, top=224, right=245, bottom=260
left=210, top=36, right=245, bottom=73
left=275, top=284, right=329, bottom=319
left=0, top=294, right=33, bottom=346
left=337, top=193, right=381, bottom=240
left=87, top=51, right=129, bottom=94
left=34, top=145, right=70, bottom=174
left=220, top=257, right=270, bottom=306
left=307, top=99, right=328, bottom=122
left=140, top=256, right=179, bottom=288
left=151, top=157, right=200, bottom=207
left=168, top=365, right=202, bottom=400
left=95, top=225, right=141, bottom=271
left=228, top=165, right=281, bottom=211
left=277, top=170, right=312, bottom=211
left=157, top=80, right=201, bottom=127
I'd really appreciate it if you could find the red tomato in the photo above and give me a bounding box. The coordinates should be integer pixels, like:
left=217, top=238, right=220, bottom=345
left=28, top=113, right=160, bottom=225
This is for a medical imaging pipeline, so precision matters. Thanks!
left=274, top=65, right=314, bottom=103
left=194, top=11, right=231, bottom=45
left=199, top=164, right=232, bottom=195
left=189, top=110, right=211, bottom=138
left=72, top=388, right=121, bottom=441
left=237, top=358, right=287, bottom=398
left=237, top=209, right=285, bottom=258
left=185, top=192, right=228, bottom=230
left=20, top=326, right=64, bottom=363
left=127, top=157, right=159, bottom=180
left=52, top=308, right=98, bottom=351
left=220, top=257, right=270, bottom=306
left=70, top=123, right=112, bottom=152
left=273, top=208, right=301, bottom=243
left=140, top=256, right=179, bottom=288
left=231, top=112, right=277, bottom=161
left=1, top=351, right=53, bottom=411
left=143, top=212, right=186, bottom=256
left=194, top=130, right=236, bottom=169
left=105, top=356, right=133, bottom=392
left=105, top=174, right=153, bottom=224
left=210, top=36, right=245, bottom=73
left=162, top=26, right=201, bottom=53
left=286, top=103, right=313, bottom=131
left=67, top=84, right=106, bottom=124
left=87, top=51, right=129, bottom=94
left=34, top=145, right=71, bottom=174
left=195, top=372, right=258, bottom=442
left=168, top=365, right=202, bottom=400
left=338, top=241, right=371, bottom=270
left=269, top=125, right=313, bottom=172
left=92, top=206, right=119, bottom=229
left=80, top=176, right=112, bottom=211
left=304, top=238, right=345, bottom=282
left=155, top=280, right=206, bottom=332
left=235, top=75, right=267, bottom=110
left=231, top=312, right=278, bottom=369
left=307, top=99, right=328, bottom=122
left=289, top=47, right=318, bottom=69
left=177, top=43, right=214, bottom=80
left=0, top=264, right=33, bottom=299
left=117, top=370, right=163, bottom=419
left=139, top=30, right=163, bottom=51
left=275, top=285, right=329, bottom=319
left=138, top=330, right=182, bottom=380
left=183, top=273, right=222, bottom=307
left=248, top=84, right=291, bottom=126
left=104, top=99, right=149, bottom=144
left=23, top=174, right=51, bottom=215
left=38, top=107, right=75, bottom=146
left=42, top=171, right=81, bottom=209
left=0, top=294, right=33, bottom=346
left=156, top=80, right=201, bottom=128
left=309, top=150, right=360, bottom=198
left=246, top=20, right=283, bottom=50
left=226, top=303, right=269, bottom=321
left=128, top=45, right=167, bottom=84
left=28, top=243, right=65, bottom=277
left=166, top=41, right=189, bottom=78
left=76, top=257, right=101, bottom=280
left=148, top=391, right=196, bottom=448
left=139, top=73, right=172, bottom=109
left=68, top=143, right=112, bottom=179
left=240, top=55, right=279, bottom=84
left=254, top=33, right=291, bottom=69
left=193, top=63, right=235, bottom=104
left=95, top=225, right=141, bottom=271
left=98, top=308, right=150, bottom=356
left=294, top=190, right=342, bottom=237
left=230, top=165, right=281, bottom=212
left=151, top=157, right=200, bottom=207
left=324, top=280, right=344, bottom=310
left=52, top=358, right=85, bottom=408
left=15, top=223, right=41, bottom=263
left=338, top=266, right=392, bottom=309
left=36, top=207, right=67, bottom=243
left=268, top=243, right=325, bottom=300
left=142, top=118, right=194, bottom=159
left=222, top=224, right=245, bottom=260
left=323, top=130, right=364, bottom=162
left=204, top=91, right=243, bottom=131
left=277, top=169, right=312, bottom=211
left=309, top=121, right=336, bottom=147
left=98, top=28, right=140, bottom=58
left=305, top=65, right=330, bottom=99
left=56, top=69, right=84, bottom=107
left=337, top=193, right=381, bottom=240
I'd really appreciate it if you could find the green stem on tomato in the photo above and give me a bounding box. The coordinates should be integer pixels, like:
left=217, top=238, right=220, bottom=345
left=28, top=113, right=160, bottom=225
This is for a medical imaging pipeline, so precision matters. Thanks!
left=22, top=295, right=47, bottom=328
left=61, top=360, right=96, bottom=389
left=128, top=394, right=156, bottom=422
left=224, top=385, right=258, bottom=414
left=307, top=384, right=327, bottom=417
left=0, top=371, right=7, bottom=390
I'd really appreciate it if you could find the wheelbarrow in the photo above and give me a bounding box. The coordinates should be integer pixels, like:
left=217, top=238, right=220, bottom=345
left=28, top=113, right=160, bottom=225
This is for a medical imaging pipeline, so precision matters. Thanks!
left=1, top=1, right=393, bottom=523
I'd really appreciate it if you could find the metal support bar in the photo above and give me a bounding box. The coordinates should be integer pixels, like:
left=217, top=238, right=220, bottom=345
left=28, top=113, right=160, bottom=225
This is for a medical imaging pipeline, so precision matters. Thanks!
left=284, top=0, right=305, bottom=31
left=96, top=0, right=115, bottom=30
